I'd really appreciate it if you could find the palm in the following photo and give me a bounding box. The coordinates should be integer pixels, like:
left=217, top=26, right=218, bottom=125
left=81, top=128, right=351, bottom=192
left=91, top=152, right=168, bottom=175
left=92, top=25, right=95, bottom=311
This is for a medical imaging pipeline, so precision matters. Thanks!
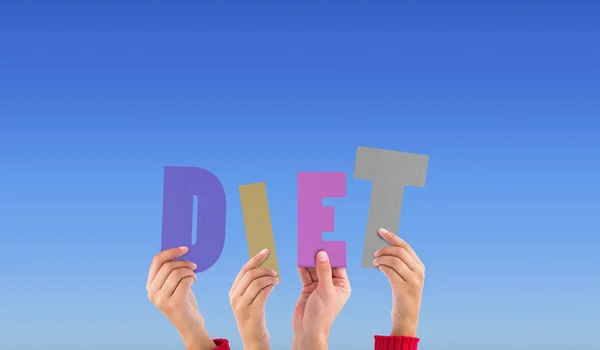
left=181, top=289, right=202, bottom=321
left=188, top=289, right=198, bottom=310
left=292, top=268, right=350, bottom=330
left=292, top=279, right=317, bottom=329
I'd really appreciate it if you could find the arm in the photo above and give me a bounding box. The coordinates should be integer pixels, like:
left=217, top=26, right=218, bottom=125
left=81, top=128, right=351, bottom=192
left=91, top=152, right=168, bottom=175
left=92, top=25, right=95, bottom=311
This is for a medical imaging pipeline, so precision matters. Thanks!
left=372, top=229, right=426, bottom=350
left=181, top=336, right=229, bottom=350
left=229, top=249, right=280, bottom=350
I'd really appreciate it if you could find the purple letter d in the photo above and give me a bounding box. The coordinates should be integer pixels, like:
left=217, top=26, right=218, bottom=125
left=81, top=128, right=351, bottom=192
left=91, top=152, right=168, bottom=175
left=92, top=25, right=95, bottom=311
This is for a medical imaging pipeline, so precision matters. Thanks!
left=161, top=166, right=226, bottom=272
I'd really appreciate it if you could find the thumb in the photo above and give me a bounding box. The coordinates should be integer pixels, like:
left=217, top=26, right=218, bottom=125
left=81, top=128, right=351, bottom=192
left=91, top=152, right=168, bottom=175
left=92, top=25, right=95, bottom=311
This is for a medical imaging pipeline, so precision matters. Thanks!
left=315, top=251, right=334, bottom=289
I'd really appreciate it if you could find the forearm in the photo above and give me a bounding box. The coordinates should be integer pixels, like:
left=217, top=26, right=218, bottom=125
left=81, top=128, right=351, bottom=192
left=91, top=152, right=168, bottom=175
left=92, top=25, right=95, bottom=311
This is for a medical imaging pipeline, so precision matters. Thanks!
left=375, top=318, right=420, bottom=349
left=179, top=326, right=217, bottom=350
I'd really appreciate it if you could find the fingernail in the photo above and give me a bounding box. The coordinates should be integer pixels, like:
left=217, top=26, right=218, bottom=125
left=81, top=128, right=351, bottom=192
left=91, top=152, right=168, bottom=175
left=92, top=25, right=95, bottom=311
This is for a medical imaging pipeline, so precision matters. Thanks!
left=260, top=248, right=269, bottom=255
left=178, top=246, right=188, bottom=251
left=373, top=250, right=380, bottom=257
left=379, top=228, right=389, bottom=234
left=317, top=251, right=329, bottom=262
left=270, top=269, right=278, bottom=276
left=191, top=263, right=197, bottom=269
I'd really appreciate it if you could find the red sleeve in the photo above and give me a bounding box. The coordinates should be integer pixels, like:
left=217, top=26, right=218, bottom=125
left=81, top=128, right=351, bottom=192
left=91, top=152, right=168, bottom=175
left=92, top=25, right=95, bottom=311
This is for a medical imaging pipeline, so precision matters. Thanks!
left=212, top=338, right=230, bottom=350
left=374, top=335, right=420, bottom=350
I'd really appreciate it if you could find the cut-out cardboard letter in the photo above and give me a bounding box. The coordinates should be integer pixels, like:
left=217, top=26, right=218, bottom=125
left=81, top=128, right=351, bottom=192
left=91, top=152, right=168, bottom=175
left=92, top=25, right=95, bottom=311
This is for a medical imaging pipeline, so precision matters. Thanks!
left=239, top=182, right=280, bottom=278
left=297, top=172, right=347, bottom=267
left=354, top=146, right=428, bottom=268
left=161, top=166, right=226, bottom=272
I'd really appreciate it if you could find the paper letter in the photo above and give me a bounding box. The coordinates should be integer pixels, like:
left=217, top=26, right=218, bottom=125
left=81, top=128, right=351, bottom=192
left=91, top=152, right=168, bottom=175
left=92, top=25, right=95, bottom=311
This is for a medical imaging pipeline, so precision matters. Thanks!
left=354, top=146, right=428, bottom=268
left=239, top=182, right=280, bottom=278
left=161, top=166, right=226, bottom=272
left=297, top=172, right=347, bottom=267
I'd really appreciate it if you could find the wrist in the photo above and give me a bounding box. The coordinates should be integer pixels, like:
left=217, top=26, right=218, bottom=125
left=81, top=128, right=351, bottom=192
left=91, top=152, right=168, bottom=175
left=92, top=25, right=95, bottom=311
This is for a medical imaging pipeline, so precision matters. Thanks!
left=179, top=326, right=216, bottom=350
left=243, top=344, right=270, bottom=350
left=293, top=331, right=328, bottom=350
left=391, top=322, right=418, bottom=337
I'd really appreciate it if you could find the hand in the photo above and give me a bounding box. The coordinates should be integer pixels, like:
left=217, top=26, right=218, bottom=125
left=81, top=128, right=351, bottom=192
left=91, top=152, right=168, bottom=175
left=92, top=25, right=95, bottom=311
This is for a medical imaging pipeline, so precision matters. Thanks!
left=229, top=248, right=279, bottom=350
left=292, top=251, right=351, bottom=350
left=373, top=228, right=425, bottom=337
left=146, top=247, right=216, bottom=350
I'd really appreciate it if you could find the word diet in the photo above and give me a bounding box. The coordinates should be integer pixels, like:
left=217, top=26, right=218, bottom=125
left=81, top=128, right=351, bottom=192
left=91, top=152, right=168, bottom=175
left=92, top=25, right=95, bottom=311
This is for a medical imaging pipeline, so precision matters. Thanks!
left=161, top=146, right=429, bottom=277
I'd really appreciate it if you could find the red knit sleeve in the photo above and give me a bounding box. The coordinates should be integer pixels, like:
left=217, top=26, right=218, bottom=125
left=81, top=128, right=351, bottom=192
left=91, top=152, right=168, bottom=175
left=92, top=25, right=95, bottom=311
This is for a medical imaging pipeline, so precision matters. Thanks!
left=212, top=338, right=230, bottom=350
left=374, top=335, right=420, bottom=350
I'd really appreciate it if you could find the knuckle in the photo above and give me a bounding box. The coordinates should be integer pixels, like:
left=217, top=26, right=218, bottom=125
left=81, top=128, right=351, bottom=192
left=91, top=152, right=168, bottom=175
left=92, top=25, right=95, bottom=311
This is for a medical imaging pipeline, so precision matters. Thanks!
left=171, top=268, right=184, bottom=278
left=262, top=277, right=275, bottom=288
left=153, top=294, right=165, bottom=306
left=246, top=269, right=259, bottom=279
left=232, top=303, right=243, bottom=313
left=175, top=268, right=190, bottom=278
left=392, top=247, right=405, bottom=256
left=388, top=256, right=400, bottom=265
left=249, top=279, right=262, bottom=290
left=160, top=262, right=173, bottom=273
left=151, top=255, right=161, bottom=266
left=398, top=241, right=409, bottom=250
left=257, top=267, right=271, bottom=275
left=165, top=260, right=178, bottom=269
left=410, top=276, right=423, bottom=287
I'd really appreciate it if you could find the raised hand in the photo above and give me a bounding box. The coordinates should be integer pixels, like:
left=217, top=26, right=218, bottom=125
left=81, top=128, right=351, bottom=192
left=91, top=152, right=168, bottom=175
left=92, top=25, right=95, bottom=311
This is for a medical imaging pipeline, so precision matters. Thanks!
left=373, top=228, right=425, bottom=337
left=146, top=247, right=216, bottom=350
left=292, top=251, right=351, bottom=350
left=229, top=249, right=279, bottom=350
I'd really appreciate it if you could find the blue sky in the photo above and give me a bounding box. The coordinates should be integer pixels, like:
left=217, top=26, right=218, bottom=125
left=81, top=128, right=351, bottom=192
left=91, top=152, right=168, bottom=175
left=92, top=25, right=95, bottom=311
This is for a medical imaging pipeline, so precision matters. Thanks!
left=1, top=1, right=599, bottom=349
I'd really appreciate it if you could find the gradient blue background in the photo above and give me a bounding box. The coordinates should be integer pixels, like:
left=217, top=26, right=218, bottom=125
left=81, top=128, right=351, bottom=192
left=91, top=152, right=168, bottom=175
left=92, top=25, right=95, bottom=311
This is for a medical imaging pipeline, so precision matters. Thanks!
left=1, top=1, right=599, bottom=349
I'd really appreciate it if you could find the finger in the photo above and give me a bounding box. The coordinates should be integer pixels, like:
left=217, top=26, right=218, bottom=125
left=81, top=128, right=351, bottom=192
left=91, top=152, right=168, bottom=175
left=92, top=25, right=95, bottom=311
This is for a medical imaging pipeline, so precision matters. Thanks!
left=252, top=284, right=276, bottom=307
left=171, top=276, right=195, bottom=301
left=378, top=265, right=404, bottom=286
left=332, top=267, right=349, bottom=280
left=374, top=246, right=421, bottom=272
left=315, top=251, right=334, bottom=289
left=160, top=267, right=197, bottom=297
left=373, top=255, right=412, bottom=282
left=149, top=260, right=197, bottom=291
left=297, top=267, right=314, bottom=286
left=378, top=228, right=423, bottom=266
left=233, top=268, right=278, bottom=299
left=230, top=248, right=270, bottom=292
left=240, top=276, right=279, bottom=306
left=147, top=246, right=190, bottom=285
